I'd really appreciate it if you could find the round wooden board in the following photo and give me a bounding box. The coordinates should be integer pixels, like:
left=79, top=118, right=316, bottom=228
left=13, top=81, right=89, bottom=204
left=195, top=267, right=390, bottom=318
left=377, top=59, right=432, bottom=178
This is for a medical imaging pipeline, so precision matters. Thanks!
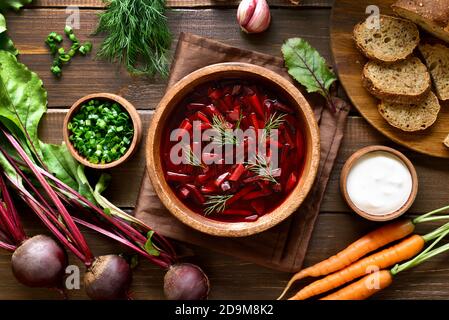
left=330, top=0, right=449, bottom=158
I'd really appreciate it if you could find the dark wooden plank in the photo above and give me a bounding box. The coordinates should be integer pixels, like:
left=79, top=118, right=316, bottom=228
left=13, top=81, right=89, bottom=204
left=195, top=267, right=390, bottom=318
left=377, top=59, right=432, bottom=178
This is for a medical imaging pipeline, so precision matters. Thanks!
left=6, top=8, right=330, bottom=109
left=30, top=0, right=334, bottom=8
left=40, top=111, right=449, bottom=214
left=0, top=212, right=445, bottom=299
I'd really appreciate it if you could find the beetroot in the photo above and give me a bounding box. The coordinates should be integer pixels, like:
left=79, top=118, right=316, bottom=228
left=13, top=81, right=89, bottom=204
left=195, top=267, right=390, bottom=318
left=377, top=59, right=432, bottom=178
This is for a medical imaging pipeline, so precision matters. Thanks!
left=84, top=255, right=132, bottom=300
left=11, top=235, right=67, bottom=288
left=164, top=263, right=210, bottom=300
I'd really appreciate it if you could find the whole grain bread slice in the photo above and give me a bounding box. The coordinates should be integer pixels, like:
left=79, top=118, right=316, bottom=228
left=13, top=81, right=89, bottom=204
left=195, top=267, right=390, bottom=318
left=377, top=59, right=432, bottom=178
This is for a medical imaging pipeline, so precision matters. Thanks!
left=353, top=14, right=420, bottom=63
left=392, top=0, right=449, bottom=44
left=378, top=92, right=441, bottom=132
left=419, top=43, right=449, bottom=101
left=363, top=57, right=431, bottom=104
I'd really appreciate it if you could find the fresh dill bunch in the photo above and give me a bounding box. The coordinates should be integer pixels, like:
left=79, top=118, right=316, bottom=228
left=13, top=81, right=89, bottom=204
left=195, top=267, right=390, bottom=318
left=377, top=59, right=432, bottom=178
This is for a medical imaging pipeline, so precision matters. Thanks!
left=94, top=0, right=172, bottom=77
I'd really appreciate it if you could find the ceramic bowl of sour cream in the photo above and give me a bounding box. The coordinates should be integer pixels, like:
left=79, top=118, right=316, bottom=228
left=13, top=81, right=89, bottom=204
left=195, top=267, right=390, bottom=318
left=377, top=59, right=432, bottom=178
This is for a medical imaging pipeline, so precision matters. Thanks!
left=340, top=145, right=418, bottom=222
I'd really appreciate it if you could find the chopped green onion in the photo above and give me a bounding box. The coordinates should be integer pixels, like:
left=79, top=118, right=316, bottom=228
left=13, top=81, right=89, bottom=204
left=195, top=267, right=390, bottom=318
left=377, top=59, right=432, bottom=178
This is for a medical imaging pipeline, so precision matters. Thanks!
left=79, top=42, right=93, bottom=55
left=68, top=99, right=134, bottom=164
left=64, top=25, right=73, bottom=35
left=45, top=26, right=93, bottom=77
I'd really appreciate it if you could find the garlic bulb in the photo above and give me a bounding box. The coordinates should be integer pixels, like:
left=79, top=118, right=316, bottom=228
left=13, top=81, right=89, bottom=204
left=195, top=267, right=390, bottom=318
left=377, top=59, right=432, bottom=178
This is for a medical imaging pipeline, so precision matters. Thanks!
left=237, top=0, right=271, bottom=34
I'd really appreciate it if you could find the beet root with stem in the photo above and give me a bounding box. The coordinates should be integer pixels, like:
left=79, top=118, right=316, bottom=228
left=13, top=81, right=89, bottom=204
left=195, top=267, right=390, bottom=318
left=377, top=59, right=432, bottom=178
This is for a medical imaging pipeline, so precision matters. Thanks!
left=84, top=254, right=132, bottom=300
left=164, top=263, right=210, bottom=300
left=11, top=235, right=68, bottom=288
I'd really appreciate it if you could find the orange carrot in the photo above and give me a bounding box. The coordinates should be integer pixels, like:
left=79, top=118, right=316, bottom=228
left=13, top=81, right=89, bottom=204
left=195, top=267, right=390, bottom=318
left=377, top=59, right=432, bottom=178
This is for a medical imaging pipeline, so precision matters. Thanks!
left=278, top=219, right=415, bottom=299
left=289, top=235, right=424, bottom=300
left=320, top=270, right=393, bottom=300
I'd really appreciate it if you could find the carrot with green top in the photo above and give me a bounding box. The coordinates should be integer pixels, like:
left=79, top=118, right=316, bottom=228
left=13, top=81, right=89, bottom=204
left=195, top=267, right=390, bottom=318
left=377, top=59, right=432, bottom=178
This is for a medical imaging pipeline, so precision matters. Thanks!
left=321, top=227, right=449, bottom=300
left=289, top=234, right=424, bottom=300
left=278, top=219, right=414, bottom=299
left=278, top=205, right=449, bottom=300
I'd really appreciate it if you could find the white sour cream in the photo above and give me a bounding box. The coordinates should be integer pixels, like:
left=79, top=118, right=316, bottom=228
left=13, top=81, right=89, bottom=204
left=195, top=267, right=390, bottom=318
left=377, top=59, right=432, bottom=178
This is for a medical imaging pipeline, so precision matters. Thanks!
left=346, top=151, right=413, bottom=216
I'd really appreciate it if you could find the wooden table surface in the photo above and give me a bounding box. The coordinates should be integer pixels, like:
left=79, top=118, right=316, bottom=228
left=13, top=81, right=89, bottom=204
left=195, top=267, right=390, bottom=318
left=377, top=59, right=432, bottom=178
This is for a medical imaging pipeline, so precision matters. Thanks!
left=2, top=0, right=449, bottom=300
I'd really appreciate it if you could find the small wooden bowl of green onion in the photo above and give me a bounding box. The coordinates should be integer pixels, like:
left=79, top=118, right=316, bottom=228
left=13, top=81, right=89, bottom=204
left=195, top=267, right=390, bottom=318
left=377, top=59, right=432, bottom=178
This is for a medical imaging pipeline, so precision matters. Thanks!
left=64, top=93, right=142, bottom=169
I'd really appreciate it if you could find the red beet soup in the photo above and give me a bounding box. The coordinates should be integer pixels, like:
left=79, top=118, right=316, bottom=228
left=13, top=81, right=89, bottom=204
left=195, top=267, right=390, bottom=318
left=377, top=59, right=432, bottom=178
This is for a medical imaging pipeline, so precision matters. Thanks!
left=160, top=79, right=306, bottom=223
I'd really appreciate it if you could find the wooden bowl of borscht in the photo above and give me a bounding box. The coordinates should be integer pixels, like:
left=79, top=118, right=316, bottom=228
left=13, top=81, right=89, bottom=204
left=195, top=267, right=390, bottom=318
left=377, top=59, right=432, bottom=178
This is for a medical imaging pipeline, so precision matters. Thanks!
left=146, top=63, right=320, bottom=237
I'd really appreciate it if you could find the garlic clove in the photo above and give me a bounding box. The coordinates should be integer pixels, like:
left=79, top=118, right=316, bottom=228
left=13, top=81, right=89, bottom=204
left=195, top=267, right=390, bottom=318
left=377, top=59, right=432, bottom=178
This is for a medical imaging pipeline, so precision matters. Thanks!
left=237, top=0, right=271, bottom=34
left=237, top=0, right=257, bottom=27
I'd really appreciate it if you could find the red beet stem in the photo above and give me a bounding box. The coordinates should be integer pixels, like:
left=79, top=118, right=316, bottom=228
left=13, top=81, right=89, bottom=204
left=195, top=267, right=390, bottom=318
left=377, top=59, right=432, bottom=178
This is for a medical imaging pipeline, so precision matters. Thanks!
left=1, top=151, right=82, bottom=247
left=0, top=202, right=22, bottom=245
left=0, top=174, right=24, bottom=241
left=20, top=158, right=177, bottom=262
left=1, top=129, right=93, bottom=263
left=22, top=196, right=87, bottom=263
left=0, top=239, right=16, bottom=252
left=11, top=154, right=147, bottom=247
left=73, top=217, right=171, bottom=269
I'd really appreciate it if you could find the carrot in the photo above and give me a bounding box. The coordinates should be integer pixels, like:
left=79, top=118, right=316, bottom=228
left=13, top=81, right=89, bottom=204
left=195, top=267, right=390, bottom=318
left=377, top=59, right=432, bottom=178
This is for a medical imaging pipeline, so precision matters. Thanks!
left=289, top=235, right=424, bottom=300
left=320, top=270, right=393, bottom=300
left=320, top=225, right=449, bottom=300
left=278, top=219, right=415, bottom=299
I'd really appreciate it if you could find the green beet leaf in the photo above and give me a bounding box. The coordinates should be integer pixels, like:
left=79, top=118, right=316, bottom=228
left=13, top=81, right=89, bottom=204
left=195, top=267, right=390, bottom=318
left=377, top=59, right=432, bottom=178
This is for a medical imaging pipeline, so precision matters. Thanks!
left=0, top=0, right=32, bottom=54
left=0, top=14, right=18, bottom=56
left=39, top=142, right=98, bottom=204
left=0, top=51, right=46, bottom=155
left=0, top=36, right=18, bottom=55
left=0, top=0, right=32, bottom=12
left=144, top=231, right=160, bottom=257
left=282, top=38, right=337, bottom=103
left=0, top=14, right=6, bottom=34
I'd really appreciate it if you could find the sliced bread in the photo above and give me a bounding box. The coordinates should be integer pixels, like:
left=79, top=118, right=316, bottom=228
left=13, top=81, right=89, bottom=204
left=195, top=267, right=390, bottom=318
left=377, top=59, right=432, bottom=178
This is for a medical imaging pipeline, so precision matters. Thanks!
left=362, top=57, right=431, bottom=104
left=419, top=43, right=449, bottom=101
left=392, top=0, right=449, bottom=44
left=378, top=92, right=441, bottom=132
left=444, top=134, right=449, bottom=148
left=353, top=14, right=420, bottom=63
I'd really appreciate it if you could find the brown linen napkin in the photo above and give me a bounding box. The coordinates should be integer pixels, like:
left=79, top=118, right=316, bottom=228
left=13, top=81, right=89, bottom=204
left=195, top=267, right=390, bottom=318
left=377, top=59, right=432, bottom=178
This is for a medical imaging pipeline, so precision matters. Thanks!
left=135, top=33, right=350, bottom=272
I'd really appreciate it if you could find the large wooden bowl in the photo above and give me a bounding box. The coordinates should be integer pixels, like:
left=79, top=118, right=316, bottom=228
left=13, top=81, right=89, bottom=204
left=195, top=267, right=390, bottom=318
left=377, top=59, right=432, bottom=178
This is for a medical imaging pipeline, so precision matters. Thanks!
left=146, top=63, right=320, bottom=237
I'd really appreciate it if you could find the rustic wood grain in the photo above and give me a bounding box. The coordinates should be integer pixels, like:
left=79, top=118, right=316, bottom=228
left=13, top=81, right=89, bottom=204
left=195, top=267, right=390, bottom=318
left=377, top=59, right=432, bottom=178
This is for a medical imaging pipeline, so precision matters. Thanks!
left=40, top=111, right=449, bottom=214
left=331, top=0, right=449, bottom=158
left=30, top=0, right=334, bottom=8
left=6, top=8, right=330, bottom=109
left=0, top=212, right=445, bottom=300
